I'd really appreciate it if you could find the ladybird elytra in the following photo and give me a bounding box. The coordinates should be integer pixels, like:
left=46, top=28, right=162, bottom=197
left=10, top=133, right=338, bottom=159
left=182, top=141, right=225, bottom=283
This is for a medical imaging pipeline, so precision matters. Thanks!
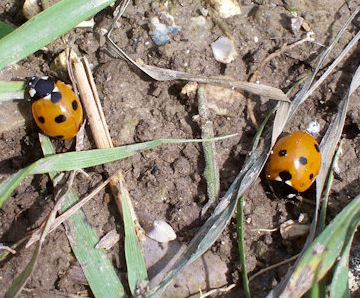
left=265, top=131, right=321, bottom=192
left=29, top=77, right=83, bottom=140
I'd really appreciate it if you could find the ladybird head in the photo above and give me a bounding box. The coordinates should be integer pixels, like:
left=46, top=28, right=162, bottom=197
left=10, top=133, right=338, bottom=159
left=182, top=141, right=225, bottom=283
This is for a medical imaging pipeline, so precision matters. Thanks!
left=28, top=76, right=54, bottom=100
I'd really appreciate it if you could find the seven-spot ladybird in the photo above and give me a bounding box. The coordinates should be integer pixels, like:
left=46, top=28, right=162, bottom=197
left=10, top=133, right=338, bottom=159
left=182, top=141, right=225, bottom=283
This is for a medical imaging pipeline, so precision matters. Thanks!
left=265, top=131, right=321, bottom=192
left=28, top=76, right=83, bottom=140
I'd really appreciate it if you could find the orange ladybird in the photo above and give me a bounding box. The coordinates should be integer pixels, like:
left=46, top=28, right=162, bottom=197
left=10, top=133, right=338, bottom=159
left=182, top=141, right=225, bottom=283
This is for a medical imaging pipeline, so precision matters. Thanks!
left=28, top=77, right=83, bottom=140
left=265, top=131, right=321, bottom=192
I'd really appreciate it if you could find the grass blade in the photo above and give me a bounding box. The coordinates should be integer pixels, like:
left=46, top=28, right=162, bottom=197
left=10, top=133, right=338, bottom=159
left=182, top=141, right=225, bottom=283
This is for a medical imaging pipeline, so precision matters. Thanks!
left=120, top=179, right=148, bottom=295
left=0, top=136, right=233, bottom=211
left=5, top=241, right=41, bottom=298
left=0, top=81, right=26, bottom=101
left=329, top=220, right=358, bottom=298
left=197, top=86, right=220, bottom=214
left=0, top=0, right=116, bottom=71
left=317, top=140, right=343, bottom=234
left=0, top=163, right=39, bottom=205
left=237, top=196, right=250, bottom=298
left=40, top=135, right=126, bottom=297
left=0, top=21, right=14, bottom=38
left=277, top=194, right=360, bottom=297
left=308, top=263, right=321, bottom=298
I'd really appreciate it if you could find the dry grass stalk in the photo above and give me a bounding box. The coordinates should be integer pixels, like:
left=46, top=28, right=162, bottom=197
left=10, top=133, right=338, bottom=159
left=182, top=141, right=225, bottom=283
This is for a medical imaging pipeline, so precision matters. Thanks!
left=72, top=57, right=145, bottom=241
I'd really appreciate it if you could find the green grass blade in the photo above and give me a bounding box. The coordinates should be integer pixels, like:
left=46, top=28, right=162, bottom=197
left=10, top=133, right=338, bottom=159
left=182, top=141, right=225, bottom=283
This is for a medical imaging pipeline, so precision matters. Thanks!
left=0, top=136, right=233, bottom=210
left=0, top=21, right=14, bottom=39
left=308, top=263, right=321, bottom=298
left=198, top=87, right=219, bottom=213
left=62, top=191, right=127, bottom=297
left=0, top=0, right=116, bottom=71
left=120, top=180, right=148, bottom=295
left=40, top=135, right=126, bottom=297
left=279, top=193, right=360, bottom=297
left=329, top=218, right=359, bottom=298
left=5, top=242, right=41, bottom=298
left=237, top=196, right=250, bottom=298
left=0, top=163, right=39, bottom=205
left=317, top=140, right=343, bottom=234
left=0, top=81, right=26, bottom=101
left=312, top=140, right=343, bottom=297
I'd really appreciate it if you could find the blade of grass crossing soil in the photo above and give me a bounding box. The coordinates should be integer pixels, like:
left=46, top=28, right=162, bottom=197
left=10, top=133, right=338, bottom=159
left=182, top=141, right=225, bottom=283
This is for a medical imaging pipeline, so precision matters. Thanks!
left=4, top=241, right=41, bottom=297
left=0, top=135, right=234, bottom=208
left=119, top=180, right=148, bottom=296
left=317, top=140, right=343, bottom=234
left=40, top=135, right=125, bottom=297
left=0, top=0, right=116, bottom=71
left=0, top=163, right=39, bottom=207
left=198, top=87, right=220, bottom=214
left=0, top=80, right=26, bottom=101
left=237, top=196, right=250, bottom=298
left=329, top=217, right=360, bottom=298
left=314, top=140, right=343, bottom=296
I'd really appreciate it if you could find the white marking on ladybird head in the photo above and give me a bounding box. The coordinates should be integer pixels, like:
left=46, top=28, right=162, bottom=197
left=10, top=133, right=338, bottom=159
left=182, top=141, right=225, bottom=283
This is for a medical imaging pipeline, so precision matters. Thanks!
left=287, top=193, right=296, bottom=199
left=285, top=180, right=292, bottom=186
left=41, top=76, right=49, bottom=80
left=44, top=94, right=51, bottom=100
left=29, top=88, right=36, bottom=97
left=275, top=176, right=282, bottom=182
left=53, top=86, right=59, bottom=92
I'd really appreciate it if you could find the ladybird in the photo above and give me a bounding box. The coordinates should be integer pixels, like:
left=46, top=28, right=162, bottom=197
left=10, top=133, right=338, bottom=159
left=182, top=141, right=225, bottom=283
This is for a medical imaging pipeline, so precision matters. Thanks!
left=265, top=131, right=321, bottom=192
left=28, top=76, right=83, bottom=140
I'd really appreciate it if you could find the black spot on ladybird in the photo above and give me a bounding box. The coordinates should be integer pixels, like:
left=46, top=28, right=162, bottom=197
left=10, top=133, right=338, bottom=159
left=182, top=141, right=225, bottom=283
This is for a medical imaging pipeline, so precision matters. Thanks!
left=309, top=173, right=314, bottom=180
left=55, top=135, right=64, bottom=139
left=51, top=92, right=62, bottom=103
left=279, top=170, right=292, bottom=182
left=314, top=143, right=320, bottom=152
left=299, top=157, right=307, bottom=165
left=38, top=116, right=45, bottom=123
left=55, top=114, right=66, bottom=123
left=278, top=149, right=287, bottom=157
left=72, top=100, right=78, bottom=111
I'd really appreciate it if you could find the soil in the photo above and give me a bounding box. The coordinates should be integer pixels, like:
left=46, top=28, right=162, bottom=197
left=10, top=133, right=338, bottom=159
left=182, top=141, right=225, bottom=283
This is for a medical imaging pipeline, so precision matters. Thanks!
left=1, top=0, right=360, bottom=297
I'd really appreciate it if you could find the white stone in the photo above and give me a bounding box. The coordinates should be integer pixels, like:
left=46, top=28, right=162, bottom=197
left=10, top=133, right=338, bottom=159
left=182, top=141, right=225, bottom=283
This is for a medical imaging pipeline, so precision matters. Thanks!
left=211, top=36, right=237, bottom=64
left=147, top=220, right=176, bottom=243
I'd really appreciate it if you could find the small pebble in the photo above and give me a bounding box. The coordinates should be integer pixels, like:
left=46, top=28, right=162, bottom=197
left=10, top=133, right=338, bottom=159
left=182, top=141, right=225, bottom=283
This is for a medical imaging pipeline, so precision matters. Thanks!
left=211, top=36, right=238, bottom=64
